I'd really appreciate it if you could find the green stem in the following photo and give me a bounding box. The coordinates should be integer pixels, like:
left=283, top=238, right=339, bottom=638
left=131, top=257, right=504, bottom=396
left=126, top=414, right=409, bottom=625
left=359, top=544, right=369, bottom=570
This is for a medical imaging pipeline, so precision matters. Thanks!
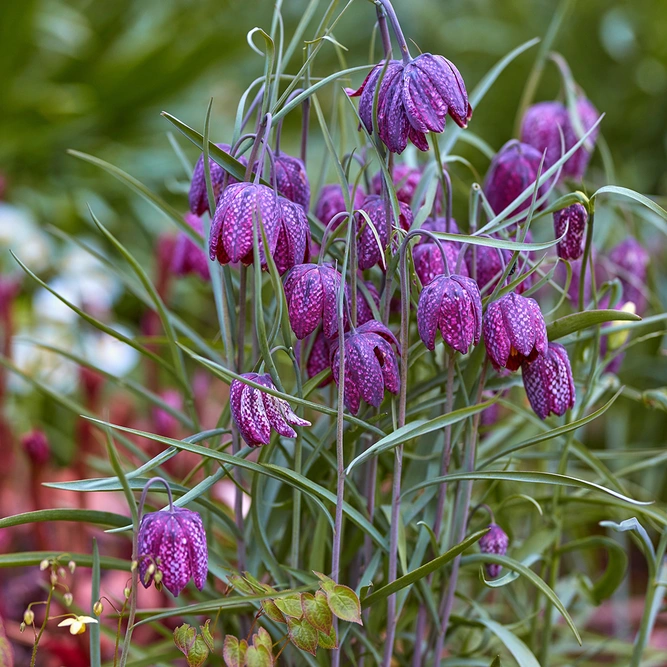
left=30, top=585, right=54, bottom=667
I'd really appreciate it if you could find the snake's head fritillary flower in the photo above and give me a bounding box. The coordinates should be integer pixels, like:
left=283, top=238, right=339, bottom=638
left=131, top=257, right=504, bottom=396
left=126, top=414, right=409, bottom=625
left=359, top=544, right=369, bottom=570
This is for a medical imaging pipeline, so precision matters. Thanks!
left=483, top=140, right=547, bottom=218
left=189, top=144, right=247, bottom=216
left=272, top=152, right=310, bottom=210
left=330, top=320, right=400, bottom=415
left=209, top=182, right=279, bottom=268
left=479, top=523, right=509, bottom=578
left=349, top=53, right=471, bottom=154
left=553, top=203, right=588, bottom=261
left=355, top=195, right=412, bottom=270
left=306, top=329, right=333, bottom=387
left=412, top=217, right=465, bottom=286
left=521, top=342, right=575, bottom=419
left=608, top=237, right=650, bottom=313
left=417, top=274, right=482, bottom=354
left=371, top=164, right=422, bottom=205
left=230, top=373, right=311, bottom=446
left=283, top=263, right=345, bottom=339
left=171, top=213, right=209, bottom=281
left=273, top=197, right=311, bottom=275
left=21, top=430, right=50, bottom=466
left=137, top=507, right=208, bottom=597
left=315, top=184, right=366, bottom=227
left=563, top=97, right=600, bottom=181
left=483, top=292, right=548, bottom=371
left=356, top=280, right=381, bottom=325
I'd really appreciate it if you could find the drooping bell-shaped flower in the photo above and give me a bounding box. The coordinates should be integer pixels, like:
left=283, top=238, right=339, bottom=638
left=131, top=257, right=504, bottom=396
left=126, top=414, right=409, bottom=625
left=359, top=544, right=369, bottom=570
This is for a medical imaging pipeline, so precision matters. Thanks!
left=330, top=320, right=400, bottom=415
left=483, top=140, right=547, bottom=218
left=283, top=263, right=345, bottom=339
left=189, top=143, right=247, bottom=216
left=209, top=182, right=279, bottom=267
left=355, top=195, right=412, bottom=270
left=230, top=372, right=311, bottom=447
left=417, top=274, right=482, bottom=354
left=271, top=152, right=310, bottom=210
left=349, top=53, right=472, bottom=154
left=553, top=203, right=587, bottom=261
left=315, top=184, right=366, bottom=227
left=479, top=523, right=509, bottom=578
left=563, top=97, right=600, bottom=181
left=483, top=292, right=548, bottom=371
left=371, top=164, right=422, bottom=205
left=137, top=506, right=208, bottom=597
left=171, top=213, right=210, bottom=281
left=608, top=237, right=650, bottom=313
left=273, top=197, right=311, bottom=275
left=521, top=342, right=575, bottom=419
left=412, top=217, right=465, bottom=286
left=21, top=430, right=50, bottom=466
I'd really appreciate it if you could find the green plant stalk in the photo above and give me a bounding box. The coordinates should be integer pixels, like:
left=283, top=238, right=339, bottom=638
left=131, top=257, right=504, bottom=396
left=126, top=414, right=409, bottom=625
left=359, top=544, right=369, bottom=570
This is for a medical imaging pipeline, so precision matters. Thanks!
left=578, top=204, right=595, bottom=312
left=30, top=584, right=54, bottom=667
left=434, top=362, right=487, bottom=665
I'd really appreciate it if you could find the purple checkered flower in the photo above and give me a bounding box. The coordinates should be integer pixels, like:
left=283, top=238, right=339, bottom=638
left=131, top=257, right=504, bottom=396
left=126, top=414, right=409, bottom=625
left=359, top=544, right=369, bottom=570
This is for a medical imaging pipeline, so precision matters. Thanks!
left=356, top=280, right=381, bottom=325
left=349, top=53, right=472, bottom=154
left=521, top=98, right=600, bottom=182
left=483, top=140, right=547, bottom=218
left=608, top=237, right=650, bottom=313
left=272, top=152, right=310, bottom=210
left=209, top=182, right=279, bottom=267
left=355, top=195, right=412, bottom=270
left=483, top=292, right=548, bottom=371
left=371, top=164, right=422, bottom=205
left=189, top=143, right=247, bottom=216
left=230, top=373, right=311, bottom=447
left=417, top=274, right=482, bottom=354
left=283, top=263, right=345, bottom=339
left=479, top=523, right=509, bottom=578
left=171, top=213, right=209, bottom=281
left=273, top=196, right=311, bottom=275
left=522, top=342, right=575, bottom=419
left=330, top=320, right=400, bottom=415
left=138, top=507, right=208, bottom=597
left=412, top=217, right=465, bottom=286
left=315, top=184, right=366, bottom=227
left=553, top=203, right=587, bottom=261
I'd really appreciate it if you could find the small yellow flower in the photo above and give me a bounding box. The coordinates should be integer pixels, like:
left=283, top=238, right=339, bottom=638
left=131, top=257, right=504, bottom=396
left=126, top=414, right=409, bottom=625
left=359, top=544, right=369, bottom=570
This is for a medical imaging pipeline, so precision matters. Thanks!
left=58, top=615, right=98, bottom=635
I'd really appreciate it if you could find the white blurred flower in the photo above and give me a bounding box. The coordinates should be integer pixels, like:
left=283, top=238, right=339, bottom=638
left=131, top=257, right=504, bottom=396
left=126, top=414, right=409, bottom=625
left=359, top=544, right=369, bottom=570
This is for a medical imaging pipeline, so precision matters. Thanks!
left=0, top=203, right=52, bottom=272
left=81, top=325, right=138, bottom=377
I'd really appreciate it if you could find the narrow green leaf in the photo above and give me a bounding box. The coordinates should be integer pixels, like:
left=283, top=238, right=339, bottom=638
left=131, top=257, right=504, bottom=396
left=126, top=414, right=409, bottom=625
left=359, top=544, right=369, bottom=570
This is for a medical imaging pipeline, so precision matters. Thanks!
left=0, top=509, right=129, bottom=530
left=90, top=538, right=101, bottom=667
left=547, top=309, right=641, bottom=340
left=476, top=619, right=539, bottom=667
left=592, top=185, right=667, bottom=223
left=0, top=551, right=129, bottom=570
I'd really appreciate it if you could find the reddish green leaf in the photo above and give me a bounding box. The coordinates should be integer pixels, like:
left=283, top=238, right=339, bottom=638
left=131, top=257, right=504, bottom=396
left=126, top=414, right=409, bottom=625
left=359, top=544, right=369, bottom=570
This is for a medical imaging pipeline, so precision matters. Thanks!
left=287, top=617, right=319, bottom=656
left=301, top=591, right=333, bottom=634
left=223, top=635, right=247, bottom=667
left=326, top=584, right=363, bottom=625
left=245, top=644, right=273, bottom=667
left=261, top=598, right=286, bottom=624
left=318, top=624, right=338, bottom=650
left=174, top=624, right=196, bottom=657
left=313, top=570, right=336, bottom=594
left=274, top=593, right=303, bottom=619
left=228, top=574, right=254, bottom=595
left=253, top=627, right=273, bottom=654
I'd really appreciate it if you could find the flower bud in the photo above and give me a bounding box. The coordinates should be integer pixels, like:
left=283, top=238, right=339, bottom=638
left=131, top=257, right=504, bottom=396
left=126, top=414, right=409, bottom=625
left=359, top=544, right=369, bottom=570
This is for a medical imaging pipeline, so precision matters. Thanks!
left=23, top=609, right=35, bottom=625
left=57, top=567, right=66, bottom=579
left=68, top=560, right=76, bottom=574
left=131, top=560, right=138, bottom=572
left=20, top=622, right=26, bottom=632
left=21, top=430, right=51, bottom=467
left=124, top=587, right=131, bottom=599
left=39, top=559, right=50, bottom=571
left=93, top=600, right=104, bottom=616
left=63, top=593, right=73, bottom=607
left=50, top=572, right=58, bottom=586
left=479, top=523, right=509, bottom=578
left=607, top=302, right=636, bottom=351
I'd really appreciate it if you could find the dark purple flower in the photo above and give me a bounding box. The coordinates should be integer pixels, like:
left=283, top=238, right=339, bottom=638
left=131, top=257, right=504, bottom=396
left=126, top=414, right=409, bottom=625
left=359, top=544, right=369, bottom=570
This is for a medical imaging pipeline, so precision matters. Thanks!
left=349, top=54, right=472, bottom=154
left=272, top=152, right=311, bottom=210
left=483, top=140, right=548, bottom=218
left=483, top=292, right=548, bottom=371
left=330, top=320, right=401, bottom=415
left=138, top=507, right=208, bottom=597
left=522, top=342, right=575, bottom=419
left=355, top=195, right=413, bottom=270
left=171, top=213, right=210, bottom=281
left=21, top=430, right=50, bottom=466
left=230, top=372, right=311, bottom=447
left=283, top=263, right=345, bottom=339
left=189, top=143, right=247, bottom=216
left=412, top=217, right=465, bottom=286
left=553, top=203, right=587, bottom=261
left=417, top=274, right=482, bottom=353
left=356, top=280, right=381, bottom=325
left=315, top=184, right=366, bottom=227
left=152, top=389, right=183, bottom=438
left=306, top=329, right=333, bottom=387
left=209, top=182, right=279, bottom=267
left=520, top=98, right=600, bottom=182
left=563, top=97, right=600, bottom=181
left=479, top=523, right=509, bottom=578
left=371, top=164, right=422, bottom=204
left=274, top=197, right=311, bottom=275
left=608, top=237, right=650, bottom=313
